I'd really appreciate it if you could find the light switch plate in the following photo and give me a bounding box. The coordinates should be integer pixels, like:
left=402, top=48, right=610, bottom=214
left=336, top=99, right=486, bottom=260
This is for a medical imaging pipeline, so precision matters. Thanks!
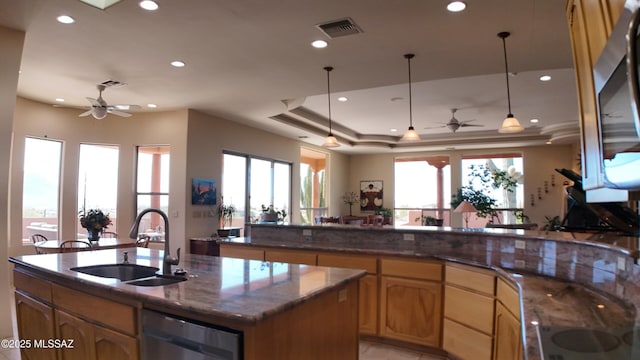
left=617, top=257, right=626, bottom=271
left=302, top=229, right=312, bottom=236
left=403, top=233, right=414, bottom=241
left=515, top=240, right=526, bottom=249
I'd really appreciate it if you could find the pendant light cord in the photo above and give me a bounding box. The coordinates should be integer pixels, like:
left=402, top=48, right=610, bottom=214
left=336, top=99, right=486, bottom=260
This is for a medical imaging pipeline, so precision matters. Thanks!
left=499, top=32, right=512, bottom=115
left=324, top=66, right=333, bottom=134
left=405, top=54, right=415, bottom=128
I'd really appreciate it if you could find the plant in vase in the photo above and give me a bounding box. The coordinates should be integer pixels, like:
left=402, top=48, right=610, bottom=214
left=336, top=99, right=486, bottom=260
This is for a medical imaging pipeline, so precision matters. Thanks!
left=341, top=191, right=359, bottom=216
left=79, top=209, right=112, bottom=242
left=217, top=197, right=236, bottom=237
left=375, top=207, right=393, bottom=225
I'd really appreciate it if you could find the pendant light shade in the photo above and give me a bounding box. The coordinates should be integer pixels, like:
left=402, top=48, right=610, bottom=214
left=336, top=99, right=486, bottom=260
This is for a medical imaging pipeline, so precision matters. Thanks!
left=322, top=66, right=340, bottom=147
left=497, top=32, right=524, bottom=134
left=401, top=53, right=421, bottom=141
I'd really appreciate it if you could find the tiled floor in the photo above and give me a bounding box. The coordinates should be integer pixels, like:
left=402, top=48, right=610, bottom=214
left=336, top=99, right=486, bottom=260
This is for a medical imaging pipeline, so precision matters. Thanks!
left=1, top=339, right=445, bottom=360
left=360, top=340, right=446, bottom=360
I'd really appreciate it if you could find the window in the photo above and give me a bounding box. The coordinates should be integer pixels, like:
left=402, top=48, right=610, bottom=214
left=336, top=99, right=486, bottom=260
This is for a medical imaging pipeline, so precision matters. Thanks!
left=461, top=153, right=524, bottom=225
left=394, top=156, right=451, bottom=226
left=78, top=144, right=119, bottom=237
left=223, top=152, right=291, bottom=227
left=23, top=137, right=62, bottom=242
left=300, top=148, right=327, bottom=224
left=135, top=146, right=170, bottom=239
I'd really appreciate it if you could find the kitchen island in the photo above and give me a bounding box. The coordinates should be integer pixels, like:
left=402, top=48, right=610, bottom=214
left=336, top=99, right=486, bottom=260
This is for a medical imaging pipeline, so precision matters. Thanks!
left=223, top=223, right=640, bottom=360
left=9, top=248, right=365, bottom=360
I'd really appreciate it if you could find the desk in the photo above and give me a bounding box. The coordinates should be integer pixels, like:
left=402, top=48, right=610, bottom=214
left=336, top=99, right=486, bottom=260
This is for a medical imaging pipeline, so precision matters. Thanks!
left=34, top=238, right=137, bottom=254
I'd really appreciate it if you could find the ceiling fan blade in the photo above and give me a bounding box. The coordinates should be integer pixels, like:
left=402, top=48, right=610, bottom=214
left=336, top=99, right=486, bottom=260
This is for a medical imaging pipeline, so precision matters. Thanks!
left=86, top=97, right=101, bottom=107
left=424, top=124, right=447, bottom=129
left=79, top=110, right=93, bottom=117
left=111, top=104, right=142, bottom=111
left=460, top=123, right=484, bottom=127
left=107, top=109, right=132, bottom=117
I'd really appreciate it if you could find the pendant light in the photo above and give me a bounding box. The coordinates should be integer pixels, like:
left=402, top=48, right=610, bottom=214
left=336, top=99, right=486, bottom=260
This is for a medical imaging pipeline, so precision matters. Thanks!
left=322, top=66, right=340, bottom=147
left=497, top=32, right=524, bottom=134
left=401, top=53, right=421, bottom=141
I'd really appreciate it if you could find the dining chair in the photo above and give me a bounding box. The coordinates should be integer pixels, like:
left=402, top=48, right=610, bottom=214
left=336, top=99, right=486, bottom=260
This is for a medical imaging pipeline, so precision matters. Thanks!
left=368, top=214, right=384, bottom=226
left=136, top=235, right=151, bottom=248
left=341, top=216, right=368, bottom=225
left=59, top=240, right=92, bottom=252
left=30, top=233, right=48, bottom=254
left=101, top=231, right=118, bottom=238
left=320, top=217, right=340, bottom=224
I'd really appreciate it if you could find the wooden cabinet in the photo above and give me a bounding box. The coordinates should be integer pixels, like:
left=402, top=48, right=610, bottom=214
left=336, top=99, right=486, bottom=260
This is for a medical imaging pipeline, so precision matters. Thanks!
left=566, top=0, right=625, bottom=190
left=264, top=248, right=317, bottom=265
left=14, top=292, right=57, bottom=360
left=14, top=269, right=139, bottom=360
left=443, top=263, right=496, bottom=360
left=379, top=258, right=442, bottom=347
left=220, top=243, right=265, bottom=260
left=317, top=253, right=378, bottom=335
left=493, top=278, right=522, bottom=360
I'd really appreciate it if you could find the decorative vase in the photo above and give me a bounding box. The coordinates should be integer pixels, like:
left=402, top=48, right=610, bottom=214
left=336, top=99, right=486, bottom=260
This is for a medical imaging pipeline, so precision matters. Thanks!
left=87, top=229, right=101, bottom=242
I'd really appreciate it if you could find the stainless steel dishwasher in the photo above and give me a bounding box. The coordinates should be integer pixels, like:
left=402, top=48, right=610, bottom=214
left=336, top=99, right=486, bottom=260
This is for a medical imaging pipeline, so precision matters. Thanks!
left=141, top=309, right=242, bottom=360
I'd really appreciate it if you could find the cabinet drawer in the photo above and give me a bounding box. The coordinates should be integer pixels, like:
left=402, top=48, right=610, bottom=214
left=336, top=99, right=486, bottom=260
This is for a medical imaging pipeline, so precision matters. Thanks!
left=14, top=269, right=53, bottom=303
left=317, top=253, right=377, bottom=274
left=265, top=249, right=317, bottom=265
left=444, top=285, right=494, bottom=334
left=52, top=284, right=137, bottom=336
left=497, top=278, right=521, bottom=320
left=443, top=318, right=493, bottom=360
left=446, top=264, right=495, bottom=295
left=380, top=258, right=442, bottom=281
left=220, top=245, right=265, bottom=261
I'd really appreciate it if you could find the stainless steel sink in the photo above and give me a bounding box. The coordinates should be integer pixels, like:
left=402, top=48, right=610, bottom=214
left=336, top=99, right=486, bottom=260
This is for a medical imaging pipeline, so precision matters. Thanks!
left=71, top=264, right=159, bottom=281
left=127, top=276, right=186, bottom=287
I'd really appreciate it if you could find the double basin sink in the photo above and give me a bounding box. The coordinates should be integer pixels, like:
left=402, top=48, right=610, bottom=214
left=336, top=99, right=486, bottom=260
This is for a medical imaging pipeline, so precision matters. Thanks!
left=70, top=264, right=186, bottom=286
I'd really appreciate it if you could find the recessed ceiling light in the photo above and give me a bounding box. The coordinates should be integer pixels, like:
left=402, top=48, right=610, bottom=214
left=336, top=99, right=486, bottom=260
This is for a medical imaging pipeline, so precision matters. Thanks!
left=147, top=104, right=157, bottom=108
left=170, top=60, right=185, bottom=67
left=337, top=96, right=348, bottom=102
left=539, top=75, right=551, bottom=81
left=546, top=140, right=552, bottom=144
left=139, top=0, right=158, bottom=10
left=530, top=119, right=539, bottom=123
left=311, top=40, right=328, bottom=49
left=446, top=1, right=466, bottom=12
left=55, top=98, right=65, bottom=102
left=56, top=15, right=75, bottom=24
left=390, top=128, right=397, bottom=132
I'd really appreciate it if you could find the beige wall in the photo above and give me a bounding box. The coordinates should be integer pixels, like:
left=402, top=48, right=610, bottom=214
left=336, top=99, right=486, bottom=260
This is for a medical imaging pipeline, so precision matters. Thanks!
left=1, top=25, right=24, bottom=338
left=348, top=145, right=575, bottom=227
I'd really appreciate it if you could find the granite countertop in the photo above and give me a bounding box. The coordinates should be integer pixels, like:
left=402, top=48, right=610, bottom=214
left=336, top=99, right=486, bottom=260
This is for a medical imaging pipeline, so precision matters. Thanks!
left=238, top=223, right=640, bottom=360
left=9, top=248, right=366, bottom=325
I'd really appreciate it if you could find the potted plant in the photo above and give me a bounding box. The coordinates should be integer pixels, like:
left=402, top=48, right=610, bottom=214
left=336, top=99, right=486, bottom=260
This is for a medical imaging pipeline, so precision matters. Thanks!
left=217, top=197, right=236, bottom=237
left=342, top=192, right=359, bottom=216
left=375, top=207, right=393, bottom=225
left=79, top=209, right=112, bottom=242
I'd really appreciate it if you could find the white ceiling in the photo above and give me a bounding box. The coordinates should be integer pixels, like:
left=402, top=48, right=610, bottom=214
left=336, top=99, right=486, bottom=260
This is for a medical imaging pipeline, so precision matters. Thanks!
left=0, top=0, right=579, bottom=154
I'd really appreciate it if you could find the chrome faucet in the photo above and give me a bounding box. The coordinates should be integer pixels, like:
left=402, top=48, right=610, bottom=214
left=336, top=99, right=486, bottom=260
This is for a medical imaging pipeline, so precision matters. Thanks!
left=129, top=208, right=180, bottom=275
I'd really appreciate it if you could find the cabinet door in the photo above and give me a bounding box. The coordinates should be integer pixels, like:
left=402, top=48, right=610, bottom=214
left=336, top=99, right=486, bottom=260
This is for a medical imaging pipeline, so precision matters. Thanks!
left=14, top=292, right=57, bottom=360
left=220, top=244, right=265, bottom=260
left=379, top=276, right=442, bottom=347
left=358, top=274, right=378, bottom=335
left=56, top=310, right=95, bottom=360
left=93, top=325, right=139, bottom=360
left=493, top=302, right=522, bottom=360
left=265, top=249, right=317, bottom=265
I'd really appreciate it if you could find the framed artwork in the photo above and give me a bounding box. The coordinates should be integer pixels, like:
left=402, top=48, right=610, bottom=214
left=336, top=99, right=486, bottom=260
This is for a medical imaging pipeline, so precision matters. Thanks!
left=191, top=178, right=216, bottom=205
left=360, top=180, right=383, bottom=211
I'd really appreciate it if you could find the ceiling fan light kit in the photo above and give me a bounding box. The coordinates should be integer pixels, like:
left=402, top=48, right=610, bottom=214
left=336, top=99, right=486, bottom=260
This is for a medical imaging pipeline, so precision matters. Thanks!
left=78, top=84, right=139, bottom=120
left=401, top=53, right=421, bottom=141
left=497, top=31, right=524, bottom=134
left=322, top=66, right=340, bottom=147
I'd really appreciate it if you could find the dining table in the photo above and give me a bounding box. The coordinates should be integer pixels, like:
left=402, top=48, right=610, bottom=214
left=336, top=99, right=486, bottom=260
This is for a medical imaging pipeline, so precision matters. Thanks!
left=33, top=237, right=138, bottom=254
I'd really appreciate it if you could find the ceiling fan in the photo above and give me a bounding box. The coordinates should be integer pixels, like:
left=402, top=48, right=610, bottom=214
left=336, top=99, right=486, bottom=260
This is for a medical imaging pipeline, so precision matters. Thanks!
left=426, top=108, right=484, bottom=133
left=79, top=84, right=141, bottom=119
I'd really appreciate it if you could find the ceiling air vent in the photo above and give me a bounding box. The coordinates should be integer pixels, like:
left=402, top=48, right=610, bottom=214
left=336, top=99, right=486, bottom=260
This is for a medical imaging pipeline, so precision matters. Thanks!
left=316, top=17, right=363, bottom=39
left=99, top=80, right=126, bottom=88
